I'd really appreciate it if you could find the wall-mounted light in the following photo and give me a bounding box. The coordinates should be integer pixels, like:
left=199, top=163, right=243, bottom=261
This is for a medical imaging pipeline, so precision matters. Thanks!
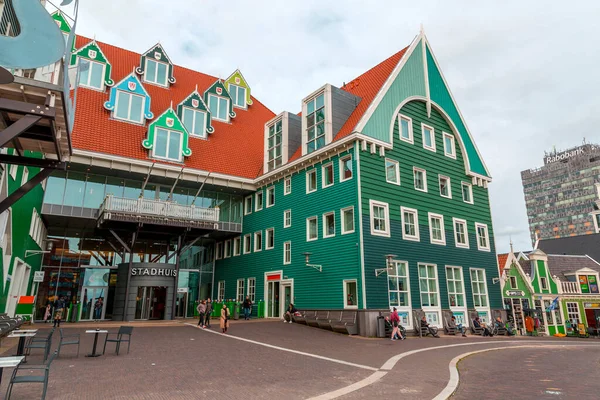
left=303, top=252, right=322, bottom=272
left=375, top=254, right=397, bottom=277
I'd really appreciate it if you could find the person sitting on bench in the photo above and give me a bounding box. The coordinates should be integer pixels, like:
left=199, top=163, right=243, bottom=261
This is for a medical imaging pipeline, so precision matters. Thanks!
left=421, top=316, right=440, bottom=338
left=284, top=303, right=298, bottom=323
left=449, top=315, right=467, bottom=337
left=494, top=316, right=514, bottom=336
left=473, top=316, right=493, bottom=336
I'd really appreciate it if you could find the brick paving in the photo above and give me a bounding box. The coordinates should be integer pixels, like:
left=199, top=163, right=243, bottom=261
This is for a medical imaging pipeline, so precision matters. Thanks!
left=0, top=320, right=598, bottom=399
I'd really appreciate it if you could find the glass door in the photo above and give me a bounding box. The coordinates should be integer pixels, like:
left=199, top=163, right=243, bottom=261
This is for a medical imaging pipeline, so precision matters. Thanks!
left=79, top=287, right=107, bottom=320
left=267, top=281, right=280, bottom=318
left=282, top=284, right=292, bottom=317
left=175, top=291, right=188, bottom=318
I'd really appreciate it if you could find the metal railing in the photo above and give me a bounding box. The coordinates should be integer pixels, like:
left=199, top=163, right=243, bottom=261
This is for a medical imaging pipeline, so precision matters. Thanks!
left=99, top=195, right=220, bottom=223
left=561, top=281, right=581, bottom=294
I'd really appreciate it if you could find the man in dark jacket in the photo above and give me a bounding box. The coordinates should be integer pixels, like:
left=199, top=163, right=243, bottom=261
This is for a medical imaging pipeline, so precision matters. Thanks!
left=205, top=298, right=213, bottom=328
left=421, top=316, right=440, bottom=337
left=284, top=303, right=298, bottom=323
left=242, top=296, right=252, bottom=320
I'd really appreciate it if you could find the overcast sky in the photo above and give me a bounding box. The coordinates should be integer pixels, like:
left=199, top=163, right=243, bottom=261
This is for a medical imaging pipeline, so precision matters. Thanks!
left=56, top=0, right=600, bottom=253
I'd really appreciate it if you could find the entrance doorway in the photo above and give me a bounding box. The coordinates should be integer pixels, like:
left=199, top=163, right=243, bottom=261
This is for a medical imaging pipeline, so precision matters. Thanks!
left=267, top=281, right=280, bottom=318
left=585, top=308, right=600, bottom=329
left=135, top=286, right=167, bottom=320
left=175, top=290, right=188, bottom=318
left=281, top=282, right=292, bottom=317
left=6, top=260, right=30, bottom=317
left=79, top=287, right=107, bottom=320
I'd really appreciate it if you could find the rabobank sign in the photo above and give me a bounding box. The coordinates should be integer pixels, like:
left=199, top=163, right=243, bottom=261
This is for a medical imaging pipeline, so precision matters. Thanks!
left=544, top=147, right=592, bottom=164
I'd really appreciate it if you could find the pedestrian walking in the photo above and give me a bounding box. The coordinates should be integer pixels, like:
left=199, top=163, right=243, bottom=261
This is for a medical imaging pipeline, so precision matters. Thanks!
left=242, top=296, right=252, bottom=320
left=197, top=300, right=207, bottom=328
left=390, top=307, right=401, bottom=340
left=220, top=303, right=230, bottom=333
left=205, top=298, right=213, bottom=328
left=53, top=296, right=66, bottom=328
left=43, top=303, right=51, bottom=323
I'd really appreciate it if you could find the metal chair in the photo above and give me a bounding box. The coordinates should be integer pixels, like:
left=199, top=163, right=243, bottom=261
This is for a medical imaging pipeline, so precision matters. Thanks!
left=57, top=328, right=80, bottom=357
left=24, top=329, right=53, bottom=362
left=103, top=326, right=133, bottom=355
left=6, top=350, right=57, bottom=400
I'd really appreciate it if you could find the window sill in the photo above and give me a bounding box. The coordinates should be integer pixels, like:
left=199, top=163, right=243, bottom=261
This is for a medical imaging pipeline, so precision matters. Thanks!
left=430, top=240, right=446, bottom=246
left=402, top=235, right=420, bottom=242
left=371, top=230, right=391, bottom=238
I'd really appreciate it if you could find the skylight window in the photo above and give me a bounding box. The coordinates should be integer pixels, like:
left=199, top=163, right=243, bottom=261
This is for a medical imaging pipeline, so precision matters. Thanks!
left=78, top=58, right=104, bottom=90
left=229, top=84, right=247, bottom=108
left=182, top=107, right=206, bottom=138
left=145, top=59, right=168, bottom=86
left=115, top=91, right=144, bottom=123
left=153, top=128, right=182, bottom=162
left=208, top=94, right=229, bottom=122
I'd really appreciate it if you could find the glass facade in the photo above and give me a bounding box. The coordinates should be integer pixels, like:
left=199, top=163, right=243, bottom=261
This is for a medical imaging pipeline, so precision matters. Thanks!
left=43, top=171, right=243, bottom=223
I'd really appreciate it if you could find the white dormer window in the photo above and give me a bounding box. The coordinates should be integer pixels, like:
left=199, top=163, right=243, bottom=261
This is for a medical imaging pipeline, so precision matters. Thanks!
left=153, top=128, right=182, bottom=162
left=78, top=58, right=104, bottom=90
left=229, top=84, right=247, bottom=108
left=305, top=92, right=326, bottom=154
left=208, top=94, right=229, bottom=122
left=115, top=91, right=144, bottom=124
left=181, top=107, right=206, bottom=138
left=267, top=120, right=283, bottom=171
left=144, top=59, right=168, bottom=86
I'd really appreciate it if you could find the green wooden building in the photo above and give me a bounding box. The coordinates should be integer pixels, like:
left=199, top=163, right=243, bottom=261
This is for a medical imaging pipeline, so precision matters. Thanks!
left=214, top=31, right=502, bottom=334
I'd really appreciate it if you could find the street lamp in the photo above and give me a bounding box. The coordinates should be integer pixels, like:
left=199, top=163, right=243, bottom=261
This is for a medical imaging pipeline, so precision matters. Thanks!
left=375, top=254, right=397, bottom=277
left=302, top=252, right=322, bottom=272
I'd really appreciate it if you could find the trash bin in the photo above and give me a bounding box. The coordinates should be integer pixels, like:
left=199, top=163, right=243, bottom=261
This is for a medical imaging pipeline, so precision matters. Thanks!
left=376, top=316, right=386, bottom=338
left=212, top=302, right=223, bottom=318
left=233, top=302, right=240, bottom=320
left=257, top=300, right=265, bottom=318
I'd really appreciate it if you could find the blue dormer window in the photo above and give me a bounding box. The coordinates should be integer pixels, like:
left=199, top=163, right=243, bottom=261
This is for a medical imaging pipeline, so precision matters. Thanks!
left=145, top=59, right=168, bottom=86
left=182, top=107, right=207, bottom=137
left=208, top=94, right=229, bottom=122
left=78, top=58, right=104, bottom=90
left=115, top=91, right=144, bottom=123
left=154, top=128, right=182, bottom=161
left=229, top=84, right=246, bottom=109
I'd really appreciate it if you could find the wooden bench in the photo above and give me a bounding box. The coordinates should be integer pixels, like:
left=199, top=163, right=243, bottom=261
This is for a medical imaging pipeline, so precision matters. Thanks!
left=413, top=310, right=433, bottom=337
left=331, top=311, right=358, bottom=335
left=470, top=320, right=484, bottom=335
left=317, top=311, right=341, bottom=331
left=293, top=310, right=313, bottom=325
left=443, top=316, right=457, bottom=335
left=306, top=311, right=329, bottom=328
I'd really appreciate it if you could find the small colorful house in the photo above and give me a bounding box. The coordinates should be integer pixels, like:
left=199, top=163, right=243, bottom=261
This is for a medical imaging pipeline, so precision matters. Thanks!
left=499, top=247, right=600, bottom=335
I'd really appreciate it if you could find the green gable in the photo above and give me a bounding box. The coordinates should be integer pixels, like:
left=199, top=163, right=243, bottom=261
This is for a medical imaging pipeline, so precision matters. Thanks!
left=225, top=69, right=253, bottom=107
left=176, top=91, right=214, bottom=135
left=51, top=10, right=71, bottom=34
left=204, top=80, right=236, bottom=120
left=70, top=40, right=114, bottom=86
left=135, top=43, right=176, bottom=85
left=142, top=107, right=191, bottom=158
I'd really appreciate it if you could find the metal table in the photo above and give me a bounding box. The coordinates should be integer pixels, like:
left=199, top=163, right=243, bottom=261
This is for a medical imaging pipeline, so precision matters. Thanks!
left=7, top=330, right=38, bottom=357
left=85, top=330, right=108, bottom=357
left=0, top=356, right=24, bottom=385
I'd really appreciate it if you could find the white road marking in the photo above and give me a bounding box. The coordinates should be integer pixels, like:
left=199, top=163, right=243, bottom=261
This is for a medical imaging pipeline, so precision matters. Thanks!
left=183, top=323, right=377, bottom=372
left=308, top=371, right=388, bottom=400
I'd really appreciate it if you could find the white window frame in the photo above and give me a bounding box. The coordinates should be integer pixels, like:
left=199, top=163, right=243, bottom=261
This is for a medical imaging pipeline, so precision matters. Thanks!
left=462, top=182, right=474, bottom=204
left=475, top=223, right=491, bottom=252
left=509, top=276, right=518, bottom=289
left=78, top=58, right=105, bottom=90
left=369, top=200, right=390, bottom=237
left=470, top=268, right=489, bottom=309
left=443, top=132, right=456, bottom=159
left=401, top=206, right=420, bottom=242
left=540, top=276, right=548, bottom=290
left=233, top=237, right=241, bottom=256
left=283, top=241, right=291, bottom=265
left=144, top=58, right=169, bottom=87
left=387, top=261, right=412, bottom=327
left=218, top=281, right=225, bottom=301
left=421, top=123, right=436, bottom=152
left=243, top=234, right=251, bottom=254
left=341, top=206, right=355, bottom=235
left=266, top=187, right=275, bottom=208
left=413, top=167, right=427, bottom=192
left=244, top=196, right=252, bottom=215
left=339, top=155, right=353, bottom=182
left=439, top=175, right=452, bottom=199
left=215, top=242, right=223, bottom=260
left=398, top=114, right=414, bottom=144
left=418, top=263, right=441, bottom=327
left=343, top=279, right=359, bottom=310
left=152, top=128, right=183, bottom=162
left=323, top=212, right=335, bottom=238
left=385, top=158, right=400, bottom=185
left=181, top=106, right=207, bottom=138
left=9, top=165, right=17, bottom=180
left=21, top=167, right=28, bottom=186
left=236, top=279, right=245, bottom=302
left=306, top=216, right=318, bottom=241
left=446, top=266, right=467, bottom=310
left=114, top=90, right=145, bottom=124
left=228, top=83, right=247, bottom=109
left=284, top=176, right=291, bottom=195
left=428, top=212, right=446, bottom=245
left=224, top=239, right=231, bottom=258
left=306, top=169, right=317, bottom=193
left=255, top=191, right=263, bottom=212
left=453, top=218, right=469, bottom=249
left=207, top=93, right=230, bottom=122
left=322, top=162, right=334, bottom=188
left=284, top=209, right=291, bottom=228
left=254, top=231, right=263, bottom=252
left=566, top=302, right=581, bottom=325
left=247, top=278, right=256, bottom=302
left=265, top=228, right=274, bottom=250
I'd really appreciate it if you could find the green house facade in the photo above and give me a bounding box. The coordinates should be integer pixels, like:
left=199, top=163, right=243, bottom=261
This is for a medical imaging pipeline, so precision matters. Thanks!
left=214, top=31, right=502, bottom=333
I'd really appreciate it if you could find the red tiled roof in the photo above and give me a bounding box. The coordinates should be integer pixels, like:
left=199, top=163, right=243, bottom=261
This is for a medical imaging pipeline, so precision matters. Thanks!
left=497, top=253, right=509, bottom=276
left=71, top=36, right=275, bottom=179
left=288, top=47, right=408, bottom=163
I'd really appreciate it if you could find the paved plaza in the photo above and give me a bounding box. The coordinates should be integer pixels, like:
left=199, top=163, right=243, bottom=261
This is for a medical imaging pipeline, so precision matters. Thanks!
left=1, top=320, right=599, bottom=399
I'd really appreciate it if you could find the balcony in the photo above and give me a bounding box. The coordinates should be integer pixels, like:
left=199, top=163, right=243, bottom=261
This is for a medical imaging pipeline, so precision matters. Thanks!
left=97, top=195, right=241, bottom=233
left=561, top=281, right=581, bottom=294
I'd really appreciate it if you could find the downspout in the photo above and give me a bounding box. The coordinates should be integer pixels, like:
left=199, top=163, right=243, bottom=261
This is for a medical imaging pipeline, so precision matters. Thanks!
left=355, top=140, right=367, bottom=309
